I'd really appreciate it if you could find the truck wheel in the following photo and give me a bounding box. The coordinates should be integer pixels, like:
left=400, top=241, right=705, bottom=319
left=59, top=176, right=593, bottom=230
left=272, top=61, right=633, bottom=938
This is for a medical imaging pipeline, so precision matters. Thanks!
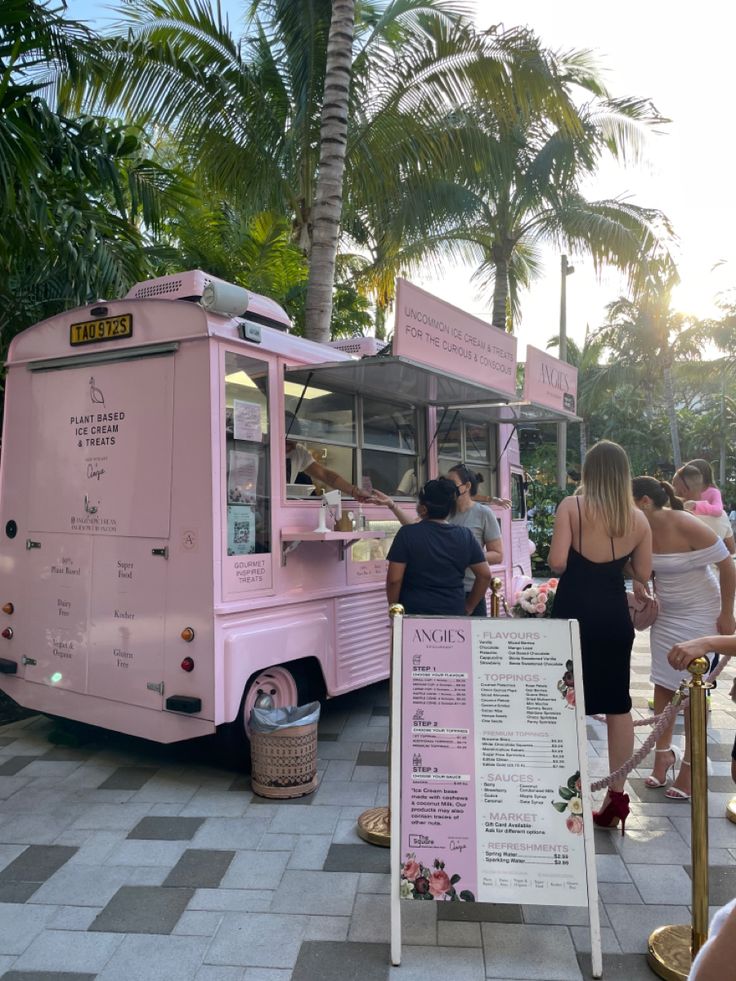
left=218, top=664, right=302, bottom=772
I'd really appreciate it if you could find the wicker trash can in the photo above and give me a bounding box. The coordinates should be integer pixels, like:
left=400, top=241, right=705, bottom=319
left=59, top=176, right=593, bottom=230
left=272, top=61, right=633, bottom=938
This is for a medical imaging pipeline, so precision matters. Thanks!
left=249, top=701, right=320, bottom=799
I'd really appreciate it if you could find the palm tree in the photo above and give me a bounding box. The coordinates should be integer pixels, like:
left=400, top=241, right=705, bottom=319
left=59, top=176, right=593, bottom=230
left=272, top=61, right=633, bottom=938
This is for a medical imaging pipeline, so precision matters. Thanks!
left=304, top=0, right=355, bottom=342
left=0, top=0, right=185, bottom=350
left=67, top=3, right=592, bottom=340
left=598, top=258, right=710, bottom=468
left=461, top=84, right=674, bottom=331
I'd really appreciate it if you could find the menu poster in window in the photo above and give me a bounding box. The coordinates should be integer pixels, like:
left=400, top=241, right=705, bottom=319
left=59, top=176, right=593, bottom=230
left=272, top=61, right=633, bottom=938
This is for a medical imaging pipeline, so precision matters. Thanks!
left=233, top=399, right=262, bottom=442
left=397, top=617, right=594, bottom=908
left=228, top=450, right=258, bottom=504
left=227, top=505, right=256, bottom=555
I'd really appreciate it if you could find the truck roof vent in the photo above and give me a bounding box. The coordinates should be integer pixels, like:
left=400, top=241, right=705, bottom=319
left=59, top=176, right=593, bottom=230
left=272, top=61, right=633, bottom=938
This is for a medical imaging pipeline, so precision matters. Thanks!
left=127, top=276, right=188, bottom=299
left=125, top=270, right=291, bottom=331
left=329, top=336, right=388, bottom=357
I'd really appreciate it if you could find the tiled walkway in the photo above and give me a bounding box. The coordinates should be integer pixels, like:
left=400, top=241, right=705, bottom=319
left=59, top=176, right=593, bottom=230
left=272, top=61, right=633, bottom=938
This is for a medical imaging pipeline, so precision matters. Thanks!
left=0, top=631, right=734, bottom=980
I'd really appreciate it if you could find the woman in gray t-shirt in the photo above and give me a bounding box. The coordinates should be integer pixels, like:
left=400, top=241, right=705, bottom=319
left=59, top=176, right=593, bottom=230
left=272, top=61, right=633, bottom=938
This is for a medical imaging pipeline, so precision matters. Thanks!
left=446, top=464, right=503, bottom=615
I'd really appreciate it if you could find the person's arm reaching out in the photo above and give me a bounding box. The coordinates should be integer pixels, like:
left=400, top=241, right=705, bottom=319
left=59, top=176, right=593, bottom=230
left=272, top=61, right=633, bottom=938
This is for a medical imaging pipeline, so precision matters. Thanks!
left=304, top=460, right=370, bottom=501
left=371, top=490, right=414, bottom=525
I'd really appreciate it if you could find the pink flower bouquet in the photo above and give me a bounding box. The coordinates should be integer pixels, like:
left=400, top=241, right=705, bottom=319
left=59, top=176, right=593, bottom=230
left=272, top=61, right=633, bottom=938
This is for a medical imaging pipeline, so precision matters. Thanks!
left=511, top=579, right=558, bottom=618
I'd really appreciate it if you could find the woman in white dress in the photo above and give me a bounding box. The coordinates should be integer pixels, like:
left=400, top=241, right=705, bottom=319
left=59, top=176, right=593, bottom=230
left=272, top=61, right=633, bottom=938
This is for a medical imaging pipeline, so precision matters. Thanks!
left=632, top=477, right=735, bottom=798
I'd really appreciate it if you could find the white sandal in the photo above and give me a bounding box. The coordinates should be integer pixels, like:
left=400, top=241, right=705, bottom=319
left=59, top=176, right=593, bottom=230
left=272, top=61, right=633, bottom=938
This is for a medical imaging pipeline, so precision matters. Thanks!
left=665, top=759, right=691, bottom=801
left=645, top=746, right=681, bottom=789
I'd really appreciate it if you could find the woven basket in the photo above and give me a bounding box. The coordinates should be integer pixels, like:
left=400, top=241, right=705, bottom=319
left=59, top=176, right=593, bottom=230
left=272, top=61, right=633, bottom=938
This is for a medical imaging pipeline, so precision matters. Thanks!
left=250, top=720, right=319, bottom=799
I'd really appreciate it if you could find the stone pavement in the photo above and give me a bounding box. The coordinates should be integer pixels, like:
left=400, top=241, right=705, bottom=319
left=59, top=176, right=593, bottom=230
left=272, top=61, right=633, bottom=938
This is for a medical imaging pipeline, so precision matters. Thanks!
left=0, top=632, right=734, bottom=981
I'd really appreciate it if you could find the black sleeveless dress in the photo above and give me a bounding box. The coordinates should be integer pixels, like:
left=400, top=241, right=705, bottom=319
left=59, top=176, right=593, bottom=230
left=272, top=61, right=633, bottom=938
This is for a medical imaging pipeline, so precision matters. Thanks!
left=551, top=498, right=634, bottom=715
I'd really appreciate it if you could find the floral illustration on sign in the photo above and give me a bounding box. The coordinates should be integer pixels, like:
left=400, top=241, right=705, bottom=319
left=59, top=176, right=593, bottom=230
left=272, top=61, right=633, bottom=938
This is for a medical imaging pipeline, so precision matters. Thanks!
left=557, top=659, right=575, bottom=707
left=511, top=578, right=558, bottom=618
left=552, top=771, right=583, bottom=833
left=400, top=854, right=475, bottom=901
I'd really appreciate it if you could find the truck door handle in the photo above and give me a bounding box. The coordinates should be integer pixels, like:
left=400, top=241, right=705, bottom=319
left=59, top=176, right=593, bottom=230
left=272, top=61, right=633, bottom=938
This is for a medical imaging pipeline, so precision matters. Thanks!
left=151, top=547, right=168, bottom=559
left=26, top=540, right=41, bottom=550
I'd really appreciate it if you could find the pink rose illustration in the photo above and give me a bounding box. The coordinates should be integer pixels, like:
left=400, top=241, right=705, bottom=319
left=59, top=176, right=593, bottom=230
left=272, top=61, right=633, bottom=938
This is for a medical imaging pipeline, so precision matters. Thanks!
left=401, top=859, right=421, bottom=882
left=575, top=778, right=581, bottom=792
left=428, top=869, right=452, bottom=897
left=565, top=689, right=576, bottom=706
left=566, top=815, right=583, bottom=834
left=548, top=578, right=559, bottom=587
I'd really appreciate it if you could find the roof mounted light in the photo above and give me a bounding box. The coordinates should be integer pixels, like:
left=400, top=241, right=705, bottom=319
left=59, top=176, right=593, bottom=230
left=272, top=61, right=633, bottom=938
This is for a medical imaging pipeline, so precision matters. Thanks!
left=200, top=281, right=249, bottom=318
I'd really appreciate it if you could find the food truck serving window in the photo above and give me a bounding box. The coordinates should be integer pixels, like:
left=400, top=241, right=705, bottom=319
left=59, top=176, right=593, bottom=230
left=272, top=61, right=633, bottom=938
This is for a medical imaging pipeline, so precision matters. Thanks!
left=284, top=383, right=420, bottom=498
left=225, top=353, right=270, bottom=555
left=437, top=410, right=498, bottom=497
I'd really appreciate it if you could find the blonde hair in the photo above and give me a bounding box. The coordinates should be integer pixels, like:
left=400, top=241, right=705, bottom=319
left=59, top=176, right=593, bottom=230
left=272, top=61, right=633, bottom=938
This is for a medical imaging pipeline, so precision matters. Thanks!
left=581, top=440, right=634, bottom=538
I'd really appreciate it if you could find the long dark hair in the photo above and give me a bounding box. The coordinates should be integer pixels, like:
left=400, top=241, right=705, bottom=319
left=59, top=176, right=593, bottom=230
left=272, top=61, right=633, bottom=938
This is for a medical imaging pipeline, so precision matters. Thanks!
left=449, top=463, right=484, bottom=496
left=418, top=478, right=459, bottom=520
left=632, top=476, right=684, bottom=511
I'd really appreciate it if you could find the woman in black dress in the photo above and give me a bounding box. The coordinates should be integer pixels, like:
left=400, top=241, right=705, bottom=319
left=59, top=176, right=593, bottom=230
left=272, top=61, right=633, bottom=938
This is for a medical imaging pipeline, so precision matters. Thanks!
left=549, top=441, right=652, bottom=833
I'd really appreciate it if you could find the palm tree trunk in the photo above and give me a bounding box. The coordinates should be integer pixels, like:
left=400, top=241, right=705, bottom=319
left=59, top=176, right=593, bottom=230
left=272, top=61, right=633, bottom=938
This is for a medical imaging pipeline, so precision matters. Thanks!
left=374, top=302, right=386, bottom=340
left=579, top=422, right=588, bottom=468
left=304, top=0, right=355, bottom=344
left=492, top=256, right=508, bottom=330
left=662, top=364, right=681, bottom=468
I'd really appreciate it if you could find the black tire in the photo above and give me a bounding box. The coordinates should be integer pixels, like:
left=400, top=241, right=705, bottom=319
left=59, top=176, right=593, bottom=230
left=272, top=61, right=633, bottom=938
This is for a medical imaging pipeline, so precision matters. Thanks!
left=216, top=659, right=323, bottom=772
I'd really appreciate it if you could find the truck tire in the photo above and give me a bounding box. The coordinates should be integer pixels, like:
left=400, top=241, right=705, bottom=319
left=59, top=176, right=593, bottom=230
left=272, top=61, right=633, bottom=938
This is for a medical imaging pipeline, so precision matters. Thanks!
left=218, top=661, right=320, bottom=772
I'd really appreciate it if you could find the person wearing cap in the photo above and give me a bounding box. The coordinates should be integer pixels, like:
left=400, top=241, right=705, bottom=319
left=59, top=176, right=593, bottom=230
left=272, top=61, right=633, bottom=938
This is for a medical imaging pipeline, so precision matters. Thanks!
left=385, top=477, right=491, bottom=616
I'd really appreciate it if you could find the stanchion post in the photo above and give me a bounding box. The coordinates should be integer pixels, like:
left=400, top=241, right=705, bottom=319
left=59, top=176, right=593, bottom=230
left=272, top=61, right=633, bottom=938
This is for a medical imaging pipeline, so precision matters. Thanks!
left=647, top=656, right=712, bottom=980
left=356, top=604, right=404, bottom=847
left=490, top=577, right=501, bottom=617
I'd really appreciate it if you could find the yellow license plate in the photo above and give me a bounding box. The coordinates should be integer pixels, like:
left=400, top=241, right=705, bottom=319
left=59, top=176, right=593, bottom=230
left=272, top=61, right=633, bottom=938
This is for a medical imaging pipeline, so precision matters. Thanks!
left=70, top=314, right=133, bottom=346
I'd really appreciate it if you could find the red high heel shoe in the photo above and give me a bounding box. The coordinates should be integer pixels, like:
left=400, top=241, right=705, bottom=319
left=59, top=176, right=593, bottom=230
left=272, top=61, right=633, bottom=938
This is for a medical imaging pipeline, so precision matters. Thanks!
left=592, top=790, right=630, bottom=836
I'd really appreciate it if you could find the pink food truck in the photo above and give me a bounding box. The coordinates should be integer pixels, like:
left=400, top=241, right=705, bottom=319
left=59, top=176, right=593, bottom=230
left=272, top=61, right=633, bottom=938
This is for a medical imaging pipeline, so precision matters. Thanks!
left=0, top=271, right=576, bottom=759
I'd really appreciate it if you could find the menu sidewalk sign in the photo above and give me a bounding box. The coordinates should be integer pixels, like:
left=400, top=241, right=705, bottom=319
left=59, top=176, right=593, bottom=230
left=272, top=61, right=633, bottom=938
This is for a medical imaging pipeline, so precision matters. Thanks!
left=389, top=616, right=602, bottom=977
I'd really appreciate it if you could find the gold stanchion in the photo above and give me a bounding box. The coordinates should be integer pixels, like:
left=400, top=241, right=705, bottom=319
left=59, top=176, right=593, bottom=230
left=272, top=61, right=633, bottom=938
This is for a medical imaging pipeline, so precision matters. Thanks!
left=356, top=603, right=404, bottom=847
left=647, top=656, right=712, bottom=980
left=726, top=797, right=736, bottom=825
left=490, top=577, right=502, bottom=617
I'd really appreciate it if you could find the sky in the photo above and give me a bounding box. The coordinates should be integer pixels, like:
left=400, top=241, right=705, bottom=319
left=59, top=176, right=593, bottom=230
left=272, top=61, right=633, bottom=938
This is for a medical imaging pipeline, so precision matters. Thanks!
left=65, top=0, right=736, bottom=356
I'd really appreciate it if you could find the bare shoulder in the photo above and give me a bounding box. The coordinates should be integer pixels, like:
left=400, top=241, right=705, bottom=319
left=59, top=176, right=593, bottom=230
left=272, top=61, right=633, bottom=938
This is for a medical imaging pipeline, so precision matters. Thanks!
left=555, top=496, right=576, bottom=517
left=669, top=509, right=718, bottom=547
left=632, top=509, right=650, bottom=535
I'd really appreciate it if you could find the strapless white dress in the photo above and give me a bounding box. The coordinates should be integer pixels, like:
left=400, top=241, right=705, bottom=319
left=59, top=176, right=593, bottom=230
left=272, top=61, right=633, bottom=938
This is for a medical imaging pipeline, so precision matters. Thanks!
left=650, top=540, right=729, bottom=690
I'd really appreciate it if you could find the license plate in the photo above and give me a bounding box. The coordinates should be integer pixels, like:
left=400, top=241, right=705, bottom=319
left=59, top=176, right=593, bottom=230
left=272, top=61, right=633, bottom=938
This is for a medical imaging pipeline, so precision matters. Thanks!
left=70, top=314, right=133, bottom=346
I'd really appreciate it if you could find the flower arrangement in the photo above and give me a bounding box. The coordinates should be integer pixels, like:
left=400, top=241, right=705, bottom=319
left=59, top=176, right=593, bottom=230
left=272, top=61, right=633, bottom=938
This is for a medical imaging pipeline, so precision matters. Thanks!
left=511, top=578, right=558, bottom=618
left=557, top=659, right=575, bottom=707
left=551, top=771, right=583, bottom=834
left=400, top=854, right=475, bottom=902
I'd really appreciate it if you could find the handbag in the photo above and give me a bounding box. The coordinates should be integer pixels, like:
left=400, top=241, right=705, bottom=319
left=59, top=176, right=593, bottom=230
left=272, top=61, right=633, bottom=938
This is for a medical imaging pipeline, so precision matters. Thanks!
left=627, top=590, right=658, bottom=630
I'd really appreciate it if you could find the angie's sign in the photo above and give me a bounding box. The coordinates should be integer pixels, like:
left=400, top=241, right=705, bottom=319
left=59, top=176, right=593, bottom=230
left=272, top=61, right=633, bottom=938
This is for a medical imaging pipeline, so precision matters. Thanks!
left=523, top=345, right=578, bottom=416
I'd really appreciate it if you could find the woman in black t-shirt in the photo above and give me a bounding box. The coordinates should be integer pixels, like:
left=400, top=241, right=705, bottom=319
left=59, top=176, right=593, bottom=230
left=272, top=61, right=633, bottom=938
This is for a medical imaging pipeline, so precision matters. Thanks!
left=386, top=478, right=490, bottom=615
